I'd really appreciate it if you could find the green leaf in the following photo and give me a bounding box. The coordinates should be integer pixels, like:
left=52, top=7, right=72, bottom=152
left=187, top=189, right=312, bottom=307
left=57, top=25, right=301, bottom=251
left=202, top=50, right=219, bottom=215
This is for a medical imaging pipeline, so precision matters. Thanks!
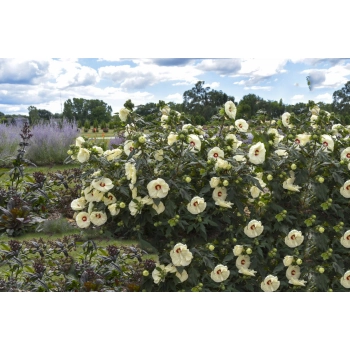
left=222, top=252, right=234, bottom=265
left=332, top=262, right=344, bottom=275
left=272, top=263, right=285, bottom=275
left=332, top=172, right=344, bottom=185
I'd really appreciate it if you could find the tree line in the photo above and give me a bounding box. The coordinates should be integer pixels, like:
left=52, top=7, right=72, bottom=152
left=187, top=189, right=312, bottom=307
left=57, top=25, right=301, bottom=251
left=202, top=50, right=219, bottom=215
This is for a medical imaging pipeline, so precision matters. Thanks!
left=2, top=81, right=350, bottom=126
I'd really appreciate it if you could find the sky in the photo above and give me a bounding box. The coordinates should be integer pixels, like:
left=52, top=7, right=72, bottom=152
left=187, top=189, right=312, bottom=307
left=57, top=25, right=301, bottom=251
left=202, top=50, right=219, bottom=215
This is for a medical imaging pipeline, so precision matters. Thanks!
left=1, top=58, right=350, bottom=116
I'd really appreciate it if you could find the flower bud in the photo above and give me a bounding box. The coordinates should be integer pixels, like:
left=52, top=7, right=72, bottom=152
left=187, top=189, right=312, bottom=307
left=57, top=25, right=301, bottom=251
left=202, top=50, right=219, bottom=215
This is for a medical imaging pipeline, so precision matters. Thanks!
left=296, top=258, right=302, bottom=265
left=291, top=164, right=297, bottom=170
left=119, top=202, right=126, bottom=208
left=223, top=180, right=229, bottom=186
left=142, top=270, right=149, bottom=277
left=67, top=150, right=73, bottom=155
left=318, top=267, right=325, bottom=273
left=318, top=226, right=325, bottom=233
left=138, top=136, right=146, bottom=144
left=208, top=244, right=215, bottom=251
left=267, top=174, right=273, bottom=181
left=318, top=176, right=324, bottom=183
left=185, top=177, right=191, bottom=183
left=246, top=248, right=252, bottom=255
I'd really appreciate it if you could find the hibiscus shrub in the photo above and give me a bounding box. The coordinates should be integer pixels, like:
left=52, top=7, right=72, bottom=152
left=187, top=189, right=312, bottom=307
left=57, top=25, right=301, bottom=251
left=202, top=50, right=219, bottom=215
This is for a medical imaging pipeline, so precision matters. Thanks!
left=67, top=100, right=350, bottom=292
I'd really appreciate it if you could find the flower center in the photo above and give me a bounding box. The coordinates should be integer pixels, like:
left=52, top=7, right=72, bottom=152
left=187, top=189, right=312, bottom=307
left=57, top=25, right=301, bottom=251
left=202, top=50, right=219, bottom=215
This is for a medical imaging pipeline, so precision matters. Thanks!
left=291, top=270, right=296, bottom=276
left=130, top=147, right=134, bottom=151
left=347, top=275, right=350, bottom=281
left=239, top=124, right=243, bottom=128
left=241, top=259, right=246, bottom=265
left=190, top=141, right=195, bottom=147
left=347, top=153, right=350, bottom=159
left=108, top=195, right=113, bottom=200
left=291, top=234, right=296, bottom=240
left=254, top=150, right=260, bottom=156
left=323, top=141, right=328, bottom=147
left=193, top=201, right=198, bottom=207
left=250, top=225, right=256, bottom=230
left=82, top=216, right=87, bottom=221
left=218, top=191, right=222, bottom=197
left=295, top=139, right=300, bottom=144
left=96, top=214, right=101, bottom=219
left=216, top=269, right=222, bottom=275
left=346, top=235, right=350, bottom=240
left=267, top=280, right=272, bottom=285
left=213, top=152, right=219, bottom=158
left=176, top=248, right=181, bottom=253
left=100, top=182, right=105, bottom=187
left=346, top=185, right=350, bottom=191
left=155, top=184, right=161, bottom=191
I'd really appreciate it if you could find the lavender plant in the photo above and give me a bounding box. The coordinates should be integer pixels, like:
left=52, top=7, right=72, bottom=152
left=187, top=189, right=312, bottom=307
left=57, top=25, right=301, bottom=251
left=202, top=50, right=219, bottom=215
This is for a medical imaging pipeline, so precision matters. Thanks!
left=0, top=119, right=79, bottom=166
left=26, top=119, right=79, bottom=165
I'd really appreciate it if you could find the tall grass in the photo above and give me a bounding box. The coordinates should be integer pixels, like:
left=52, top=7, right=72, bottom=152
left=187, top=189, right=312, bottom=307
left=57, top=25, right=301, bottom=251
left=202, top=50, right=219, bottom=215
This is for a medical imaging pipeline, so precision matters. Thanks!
left=0, top=119, right=79, bottom=166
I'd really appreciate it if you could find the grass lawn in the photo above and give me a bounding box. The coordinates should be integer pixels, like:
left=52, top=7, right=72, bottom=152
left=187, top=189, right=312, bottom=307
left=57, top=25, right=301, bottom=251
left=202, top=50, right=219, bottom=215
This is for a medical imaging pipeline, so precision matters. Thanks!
left=80, top=129, right=121, bottom=139
left=0, top=163, right=80, bottom=184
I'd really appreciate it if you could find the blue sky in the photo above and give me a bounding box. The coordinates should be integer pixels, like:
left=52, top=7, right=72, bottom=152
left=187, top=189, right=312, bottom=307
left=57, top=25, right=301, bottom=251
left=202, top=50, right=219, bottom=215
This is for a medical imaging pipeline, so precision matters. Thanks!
left=1, top=58, right=350, bottom=115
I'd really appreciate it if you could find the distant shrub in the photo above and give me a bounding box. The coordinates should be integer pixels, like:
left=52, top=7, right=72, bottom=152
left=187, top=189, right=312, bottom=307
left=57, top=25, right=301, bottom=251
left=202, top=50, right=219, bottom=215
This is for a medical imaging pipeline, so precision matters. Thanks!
left=38, top=217, right=79, bottom=235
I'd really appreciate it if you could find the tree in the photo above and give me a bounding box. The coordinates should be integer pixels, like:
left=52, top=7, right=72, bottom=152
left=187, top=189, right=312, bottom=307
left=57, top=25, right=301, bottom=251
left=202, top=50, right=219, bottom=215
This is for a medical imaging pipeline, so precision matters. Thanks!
left=182, top=81, right=235, bottom=121
left=28, top=106, right=40, bottom=125
left=63, top=98, right=112, bottom=124
left=333, top=81, right=350, bottom=116
left=37, top=109, right=53, bottom=121
left=237, top=94, right=264, bottom=119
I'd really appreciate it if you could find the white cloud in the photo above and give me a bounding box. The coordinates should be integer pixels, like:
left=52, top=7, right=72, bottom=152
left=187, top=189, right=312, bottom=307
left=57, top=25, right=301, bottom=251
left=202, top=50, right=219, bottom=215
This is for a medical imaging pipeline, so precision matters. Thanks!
left=172, top=82, right=193, bottom=86
left=98, top=63, right=202, bottom=89
left=243, top=86, right=272, bottom=91
left=97, top=58, right=122, bottom=62
left=165, top=93, right=183, bottom=103
left=49, top=59, right=100, bottom=88
left=196, top=59, right=241, bottom=75
left=233, top=58, right=288, bottom=86
left=315, top=93, right=333, bottom=103
left=0, top=58, right=50, bottom=84
left=301, top=63, right=350, bottom=89
left=290, top=58, right=348, bottom=66
left=204, top=82, right=220, bottom=89
left=291, top=94, right=305, bottom=101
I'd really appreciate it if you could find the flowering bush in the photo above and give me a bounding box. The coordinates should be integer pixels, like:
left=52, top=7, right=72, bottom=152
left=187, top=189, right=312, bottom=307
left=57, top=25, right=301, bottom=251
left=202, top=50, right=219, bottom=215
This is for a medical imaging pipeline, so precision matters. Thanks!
left=67, top=100, right=350, bottom=292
